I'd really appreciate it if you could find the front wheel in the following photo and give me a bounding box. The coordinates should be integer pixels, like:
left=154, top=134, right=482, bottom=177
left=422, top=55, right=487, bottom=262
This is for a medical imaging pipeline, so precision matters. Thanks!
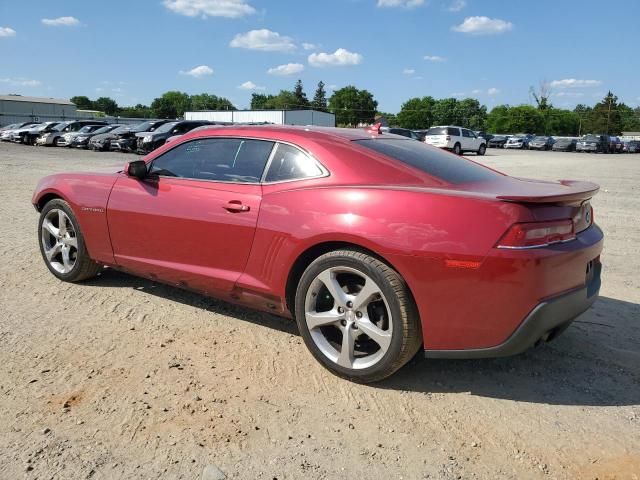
left=295, top=250, right=422, bottom=383
left=38, top=199, right=102, bottom=282
left=477, top=144, right=486, bottom=156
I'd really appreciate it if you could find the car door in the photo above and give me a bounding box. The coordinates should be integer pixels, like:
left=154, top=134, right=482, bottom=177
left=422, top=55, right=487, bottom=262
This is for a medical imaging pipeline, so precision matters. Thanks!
left=106, top=136, right=275, bottom=296
left=461, top=129, right=475, bottom=150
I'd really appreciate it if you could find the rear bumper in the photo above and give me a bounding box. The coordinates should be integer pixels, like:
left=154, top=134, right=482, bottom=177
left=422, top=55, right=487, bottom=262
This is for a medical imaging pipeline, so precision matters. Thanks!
left=424, top=256, right=601, bottom=359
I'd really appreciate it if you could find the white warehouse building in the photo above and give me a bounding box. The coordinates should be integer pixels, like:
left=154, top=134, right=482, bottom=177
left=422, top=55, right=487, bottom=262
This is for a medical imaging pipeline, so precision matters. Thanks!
left=185, top=109, right=335, bottom=127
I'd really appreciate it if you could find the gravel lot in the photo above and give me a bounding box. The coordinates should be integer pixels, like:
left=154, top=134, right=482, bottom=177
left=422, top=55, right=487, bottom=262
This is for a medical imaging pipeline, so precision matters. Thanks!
left=0, top=142, right=638, bottom=480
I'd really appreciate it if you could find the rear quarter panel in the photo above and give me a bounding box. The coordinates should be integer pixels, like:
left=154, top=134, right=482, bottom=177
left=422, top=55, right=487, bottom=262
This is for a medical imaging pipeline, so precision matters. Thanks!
left=33, top=173, right=118, bottom=265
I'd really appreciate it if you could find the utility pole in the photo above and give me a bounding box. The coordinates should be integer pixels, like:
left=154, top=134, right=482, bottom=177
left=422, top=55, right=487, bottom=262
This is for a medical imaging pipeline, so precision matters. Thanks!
left=606, top=95, right=612, bottom=135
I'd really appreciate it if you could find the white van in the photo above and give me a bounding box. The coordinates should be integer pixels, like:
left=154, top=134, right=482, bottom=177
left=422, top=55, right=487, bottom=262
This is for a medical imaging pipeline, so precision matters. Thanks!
left=422, top=126, right=487, bottom=155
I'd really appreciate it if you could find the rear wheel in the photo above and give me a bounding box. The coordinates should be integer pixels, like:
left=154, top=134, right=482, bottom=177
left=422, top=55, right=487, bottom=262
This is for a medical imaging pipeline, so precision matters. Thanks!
left=38, top=199, right=102, bottom=282
left=295, top=250, right=422, bottom=383
left=453, top=143, right=462, bottom=155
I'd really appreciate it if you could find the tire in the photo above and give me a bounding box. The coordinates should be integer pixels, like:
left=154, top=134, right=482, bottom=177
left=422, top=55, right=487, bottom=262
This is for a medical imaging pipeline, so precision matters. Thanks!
left=53, top=137, right=62, bottom=147
left=38, top=199, right=102, bottom=282
left=453, top=143, right=462, bottom=155
left=477, top=143, right=486, bottom=156
left=294, top=249, right=422, bottom=383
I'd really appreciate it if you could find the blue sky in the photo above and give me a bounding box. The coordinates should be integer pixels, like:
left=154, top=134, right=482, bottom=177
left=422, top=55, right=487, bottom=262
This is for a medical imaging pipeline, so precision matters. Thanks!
left=1, top=0, right=638, bottom=112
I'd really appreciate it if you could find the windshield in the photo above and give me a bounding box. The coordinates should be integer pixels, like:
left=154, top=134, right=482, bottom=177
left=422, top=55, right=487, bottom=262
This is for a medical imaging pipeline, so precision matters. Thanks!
left=354, top=138, right=502, bottom=184
left=533, top=136, right=548, bottom=141
left=53, top=122, right=71, bottom=132
left=89, top=126, right=113, bottom=135
left=425, top=127, right=447, bottom=135
left=584, top=135, right=599, bottom=141
left=111, top=126, right=131, bottom=134
left=131, top=121, right=157, bottom=132
left=78, top=125, right=96, bottom=133
left=155, top=121, right=179, bottom=133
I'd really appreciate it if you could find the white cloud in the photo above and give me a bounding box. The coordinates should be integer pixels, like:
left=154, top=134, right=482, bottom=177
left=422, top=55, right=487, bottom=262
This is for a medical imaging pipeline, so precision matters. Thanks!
left=450, top=92, right=465, bottom=97
left=41, top=16, right=80, bottom=27
left=163, top=0, right=255, bottom=18
left=327, top=84, right=338, bottom=91
left=302, top=42, right=318, bottom=51
left=403, top=68, right=415, bottom=75
left=452, top=16, right=513, bottom=35
left=377, top=0, right=424, bottom=8
left=554, top=91, right=584, bottom=98
left=0, top=27, right=16, bottom=37
left=95, top=87, right=104, bottom=93
left=0, top=77, right=41, bottom=87
left=267, top=63, right=305, bottom=76
left=424, top=55, right=446, bottom=62
left=550, top=78, right=602, bottom=88
left=308, top=48, right=363, bottom=67
left=238, top=80, right=265, bottom=90
left=230, top=29, right=296, bottom=52
left=487, top=87, right=500, bottom=95
left=471, top=89, right=482, bottom=94
left=447, top=0, right=466, bottom=12
left=179, top=65, right=214, bottom=77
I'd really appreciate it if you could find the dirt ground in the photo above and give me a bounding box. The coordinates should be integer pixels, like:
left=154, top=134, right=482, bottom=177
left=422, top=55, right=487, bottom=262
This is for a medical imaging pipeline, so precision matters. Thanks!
left=0, top=142, right=638, bottom=480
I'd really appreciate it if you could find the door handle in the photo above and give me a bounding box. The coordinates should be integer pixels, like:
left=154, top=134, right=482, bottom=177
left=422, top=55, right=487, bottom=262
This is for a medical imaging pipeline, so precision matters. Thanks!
left=224, top=200, right=250, bottom=212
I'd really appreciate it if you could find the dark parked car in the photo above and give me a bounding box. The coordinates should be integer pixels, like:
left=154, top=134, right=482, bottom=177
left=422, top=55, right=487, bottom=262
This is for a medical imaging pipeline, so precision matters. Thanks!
left=69, top=124, right=121, bottom=149
left=608, top=136, right=623, bottom=153
left=475, top=131, right=494, bottom=143
left=623, top=140, right=640, bottom=153
left=383, top=127, right=421, bottom=140
left=59, top=124, right=109, bottom=147
left=8, top=122, right=57, bottom=143
left=488, top=135, right=510, bottom=148
left=575, top=134, right=610, bottom=153
left=505, top=134, right=535, bottom=149
left=110, top=120, right=173, bottom=152
left=88, top=125, right=130, bottom=151
left=136, top=120, right=211, bottom=154
left=528, top=136, right=556, bottom=151
left=552, top=138, right=578, bottom=152
left=36, top=120, right=108, bottom=146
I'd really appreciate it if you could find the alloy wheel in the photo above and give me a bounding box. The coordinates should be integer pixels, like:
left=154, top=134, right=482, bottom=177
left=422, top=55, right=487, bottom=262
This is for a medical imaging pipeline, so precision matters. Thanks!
left=304, top=266, right=393, bottom=370
left=41, top=209, right=78, bottom=274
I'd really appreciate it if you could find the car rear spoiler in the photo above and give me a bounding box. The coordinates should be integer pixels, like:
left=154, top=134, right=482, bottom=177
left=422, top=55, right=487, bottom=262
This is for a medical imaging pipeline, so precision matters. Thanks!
left=496, top=179, right=599, bottom=203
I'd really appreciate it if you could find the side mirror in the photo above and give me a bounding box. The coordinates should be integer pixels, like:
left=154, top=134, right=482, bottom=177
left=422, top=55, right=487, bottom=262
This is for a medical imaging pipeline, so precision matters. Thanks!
left=126, top=160, right=148, bottom=179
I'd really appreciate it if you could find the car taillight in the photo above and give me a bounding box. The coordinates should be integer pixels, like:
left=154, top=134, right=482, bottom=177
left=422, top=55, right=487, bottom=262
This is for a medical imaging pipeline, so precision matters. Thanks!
left=446, top=135, right=451, bottom=140
left=496, top=220, right=575, bottom=249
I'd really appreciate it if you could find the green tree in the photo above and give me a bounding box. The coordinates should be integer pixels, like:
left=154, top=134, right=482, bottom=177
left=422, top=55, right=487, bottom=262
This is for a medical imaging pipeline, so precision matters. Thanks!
left=190, top=93, right=235, bottom=111
left=453, top=98, right=487, bottom=130
left=328, top=86, right=377, bottom=126
left=118, top=104, right=153, bottom=118
left=93, top=97, right=119, bottom=115
left=485, top=105, right=511, bottom=133
left=312, top=81, right=327, bottom=111
left=486, top=105, right=544, bottom=134
left=293, top=80, right=309, bottom=108
left=70, top=96, right=93, bottom=110
left=544, top=108, right=580, bottom=136
left=586, top=91, right=624, bottom=135
left=396, top=96, right=436, bottom=129
left=151, top=91, right=191, bottom=118
left=265, top=90, right=299, bottom=109
left=250, top=93, right=273, bottom=109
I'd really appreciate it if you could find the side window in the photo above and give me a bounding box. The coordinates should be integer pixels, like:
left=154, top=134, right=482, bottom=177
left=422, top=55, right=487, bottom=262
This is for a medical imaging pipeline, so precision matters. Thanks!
left=448, top=127, right=460, bottom=136
left=149, top=138, right=274, bottom=183
left=264, top=143, right=324, bottom=182
left=462, top=129, right=475, bottom=138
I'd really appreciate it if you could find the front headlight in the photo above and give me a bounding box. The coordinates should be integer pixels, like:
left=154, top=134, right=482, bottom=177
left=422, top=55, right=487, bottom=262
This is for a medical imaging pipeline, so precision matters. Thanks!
left=76, top=136, right=88, bottom=141
left=142, top=136, right=152, bottom=143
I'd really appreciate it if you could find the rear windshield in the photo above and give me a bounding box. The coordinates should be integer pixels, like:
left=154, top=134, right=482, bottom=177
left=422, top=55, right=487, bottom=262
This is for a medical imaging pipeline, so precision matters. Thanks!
left=354, top=138, right=501, bottom=184
left=425, top=127, right=459, bottom=136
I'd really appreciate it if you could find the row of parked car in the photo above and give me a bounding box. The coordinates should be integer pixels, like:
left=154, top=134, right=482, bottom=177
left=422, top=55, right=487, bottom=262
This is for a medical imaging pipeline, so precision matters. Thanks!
left=0, top=119, right=217, bottom=154
left=484, top=133, right=638, bottom=153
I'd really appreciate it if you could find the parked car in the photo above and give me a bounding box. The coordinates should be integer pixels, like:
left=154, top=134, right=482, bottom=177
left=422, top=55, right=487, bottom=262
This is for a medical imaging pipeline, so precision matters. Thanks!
left=135, top=120, right=211, bottom=154
left=1, top=122, right=38, bottom=141
left=475, top=131, right=494, bottom=143
left=89, top=125, right=133, bottom=151
left=110, top=120, right=173, bottom=152
left=31, top=125, right=603, bottom=382
left=69, top=125, right=121, bottom=149
left=488, top=135, right=510, bottom=148
left=383, top=127, right=421, bottom=140
left=59, top=124, right=109, bottom=147
left=36, top=120, right=108, bottom=146
left=528, top=136, right=556, bottom=151
left=505, top=134, right=534, bottom=149
left=623, top=140, right=640, bottom=153
left=422, top=125, right=487, bottom=155
left=19, top=122, right=61, bottom=145
left=575, top=134, right=610, bottom=153
left=552, top=138, right=578, bottom=152
left=608, top=136, right=623, bottom=154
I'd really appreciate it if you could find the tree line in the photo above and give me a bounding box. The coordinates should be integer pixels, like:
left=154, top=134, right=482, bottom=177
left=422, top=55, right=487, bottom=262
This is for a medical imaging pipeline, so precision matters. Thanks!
left=71, top=84, right=640, bottom=136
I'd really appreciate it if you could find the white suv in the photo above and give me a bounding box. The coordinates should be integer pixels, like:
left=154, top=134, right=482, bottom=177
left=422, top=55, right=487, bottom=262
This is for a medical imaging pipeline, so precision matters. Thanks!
left=422, top=126, right=486, bottom=155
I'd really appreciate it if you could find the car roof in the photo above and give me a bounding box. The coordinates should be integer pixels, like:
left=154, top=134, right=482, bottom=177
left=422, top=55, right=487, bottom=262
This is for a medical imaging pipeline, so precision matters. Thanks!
left=182, top=124, right=380, bottom=143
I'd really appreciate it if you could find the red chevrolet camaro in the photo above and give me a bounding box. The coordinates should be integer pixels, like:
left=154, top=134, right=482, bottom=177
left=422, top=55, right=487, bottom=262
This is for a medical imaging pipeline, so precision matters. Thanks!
left=33, top=125, right=603, bottom=382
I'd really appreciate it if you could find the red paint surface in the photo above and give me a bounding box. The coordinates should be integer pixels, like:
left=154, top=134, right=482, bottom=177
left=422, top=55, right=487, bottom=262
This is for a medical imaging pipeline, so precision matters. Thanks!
left=32, top=126, right=603, bottom=351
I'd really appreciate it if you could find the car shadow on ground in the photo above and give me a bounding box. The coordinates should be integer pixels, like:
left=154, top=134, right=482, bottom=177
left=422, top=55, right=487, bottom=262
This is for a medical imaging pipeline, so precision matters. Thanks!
left=381, top=296, right=640, bottom=407
left=86, top=269, right=638, bottom=407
